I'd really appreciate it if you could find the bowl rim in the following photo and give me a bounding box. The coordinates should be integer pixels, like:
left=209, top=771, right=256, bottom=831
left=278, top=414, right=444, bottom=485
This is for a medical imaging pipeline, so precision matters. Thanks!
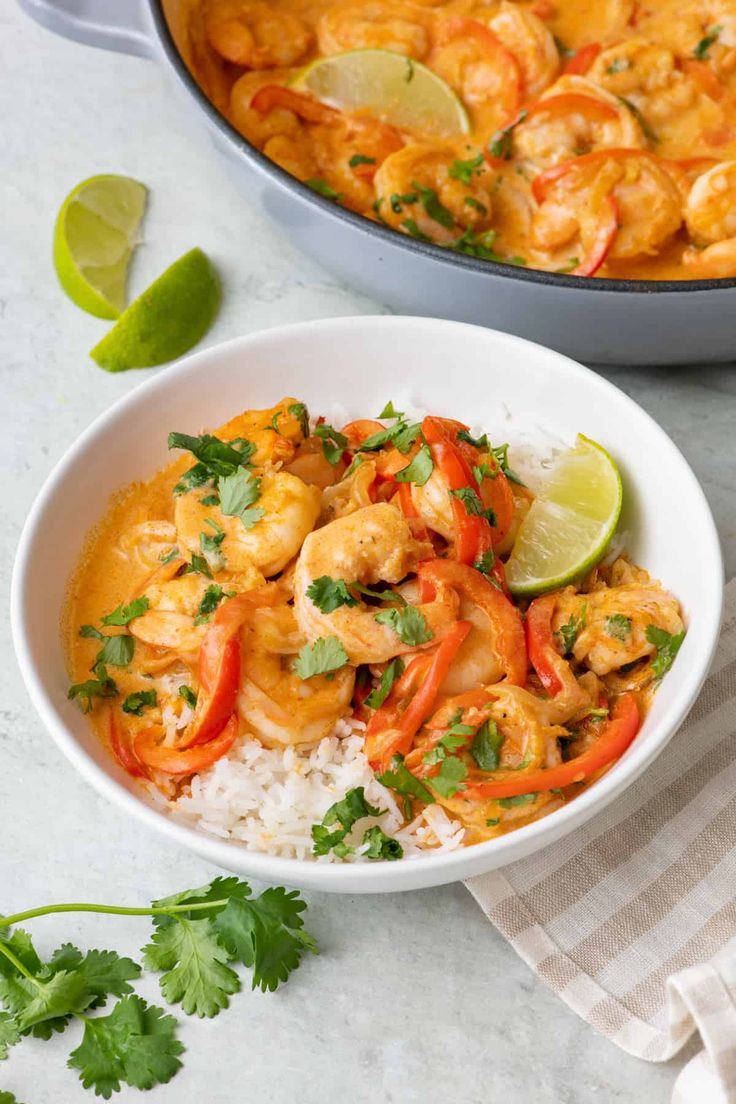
left=149, top=0, right=736, bottom=298
left=10, top=316, right=725, bottom=890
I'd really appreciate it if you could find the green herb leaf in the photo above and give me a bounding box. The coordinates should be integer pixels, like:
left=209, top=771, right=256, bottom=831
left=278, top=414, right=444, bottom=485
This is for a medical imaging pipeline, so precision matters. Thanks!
left=694, top=24, right=722, bottom=59
left=159, top=546, right=180, bottom=564
left=95, top=635, right=135, bottom=672
left=68, top=676, right=118, bottom=713
left=178, top=685, right=197, bottom=708
left=349, top=153, right=376, bottom=168
left=362, top=825, right=403, bottom=860
left=122, top=689, right=158, bottom=716
left=555, top=257, right=580, bottom=274
left=141, top=918, right=239, bottom=1019
left=449, top=486, right=497, bottom=525
left=557, top=603, right=587, bottom=655
left=218, top=469, right=264, bottom=530
left=293, top=636, right=348, bottom=679
left=646, top=624, right=686, bottom=680
left=182, top=553, right=212, bottom=579
left=376, top=754, right=435, bottom=805
left=364, top=657, right=405, bottom=710
left=498, top=793, right=538, bottom=808
left=68, top=995, right=183, bottom=1098
left=390, top=190, right=418, bottom=214
left=401, top=217, right=432, bottom=242
left=410, top=180, right=455, bottom=229
left=79, top=624, right=106, bottom=640
left=448, top=153, right=484, bottom=185
left=311, top=787, right=382, bottom=858
left=101, top=597, right=149, bottom=627
left=313, top=423, right=348, bottom=465
left=306, top=177, right=342, bottom=201
left=470, top=719, right=504, bottom=771
left=488, top=110, right=526, bottom=159
left=193, top=583, right=234, bottom=625
left=169, top=432, right=255, bottom=493
left=474, top=548, right=495, bottom=576
left=490, top=442, right=526, bottom=486
left=374, top=605, right=432, bottom=646
left=306, top=576, right=359, bottom=614
left=617, top=96, right=657, bottom=143
left=605, top=614, right=632, bottom=641
left=288, top=401, right=310, bottom=438
left=393, top=443, right=433, bottom=487
left=427, top=756, right=467, bottom=798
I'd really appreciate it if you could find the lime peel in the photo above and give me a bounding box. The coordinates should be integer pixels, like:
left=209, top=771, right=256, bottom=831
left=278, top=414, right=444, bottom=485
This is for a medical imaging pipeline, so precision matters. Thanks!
left=53, top=174, right=148, bottom=320
left=90, top=247, right=221, bottom=373
left=506, top=434, right=623, bottom=598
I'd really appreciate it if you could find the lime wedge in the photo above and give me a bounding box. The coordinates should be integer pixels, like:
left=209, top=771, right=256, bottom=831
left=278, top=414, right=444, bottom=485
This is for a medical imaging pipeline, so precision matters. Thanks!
left=292, top=49, right=470, bottom=137
left=90, top=248, right=221, bottom=372
left=506, top=434, right=623, bottom=598
left=53, top=175, right=147, bottom=320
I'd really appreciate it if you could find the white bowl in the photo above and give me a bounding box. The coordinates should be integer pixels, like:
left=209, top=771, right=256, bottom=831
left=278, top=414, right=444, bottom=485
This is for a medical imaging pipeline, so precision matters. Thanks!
left=11, top=317, right=724, bottom=893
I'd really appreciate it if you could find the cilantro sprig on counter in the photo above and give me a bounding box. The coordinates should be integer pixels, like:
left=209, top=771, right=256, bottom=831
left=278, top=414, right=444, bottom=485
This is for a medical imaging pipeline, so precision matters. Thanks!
left=0, top=877, right=316, bottom=1097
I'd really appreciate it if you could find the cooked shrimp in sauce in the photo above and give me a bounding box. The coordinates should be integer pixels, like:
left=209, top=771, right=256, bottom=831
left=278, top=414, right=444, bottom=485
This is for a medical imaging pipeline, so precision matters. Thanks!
left=189, top=0, right=736, bottom=278
left=66, top=398, right=684, bottom=858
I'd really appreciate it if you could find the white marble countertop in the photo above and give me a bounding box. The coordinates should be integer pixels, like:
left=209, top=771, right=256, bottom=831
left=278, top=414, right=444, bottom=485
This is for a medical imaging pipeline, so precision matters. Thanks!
left=2, top=5, right=735, bottom=1102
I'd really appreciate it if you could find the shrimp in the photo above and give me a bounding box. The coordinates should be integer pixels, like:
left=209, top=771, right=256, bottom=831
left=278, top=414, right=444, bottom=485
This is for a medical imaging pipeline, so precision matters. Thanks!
left=308, top=116, right=405, bottom=212
left=683, top=161, right=736, bottom=275
left=128, top=573, right=209, bottom=659
left=205, top=0, right=311, bottom=69
left=215, top=397, right=308, bottom=468
left=175, top=470, right=321, bottom=578
left=552, top=579, right=684, bottom=677
left=532, top=150, right=683, bottom=265
left=486, top=2, right=560, bottom=99
left=374, top=143, right=495, bottom=244
left=117, top=521, right=178, bottom=569
left=293, top=502, right=459, bottom=664
left=428, top=17, right=521, bottom=123
left=514, top=76, right=645, bottom=171
left=238, top=604, right=355, bottom=746
left=317, top=0, right=432, bottom=58
left=229, top=68, right=299, bottom=145
left=320, top=460, right=377, bottom=522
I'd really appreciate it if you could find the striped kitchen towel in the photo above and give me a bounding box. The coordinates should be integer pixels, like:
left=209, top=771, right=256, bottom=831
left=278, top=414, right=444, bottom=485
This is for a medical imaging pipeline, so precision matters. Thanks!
left=466, top=578, right=736, bottom=1104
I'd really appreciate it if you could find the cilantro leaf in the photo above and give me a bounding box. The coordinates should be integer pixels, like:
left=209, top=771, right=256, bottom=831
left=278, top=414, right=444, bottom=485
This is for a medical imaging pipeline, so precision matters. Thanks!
left=179, top=685, right=197, bottom=708
left=377, top=401, right=404, bottom=419
left=362, top=826, right=403, bottom=860
left=193, top=584, right=233, bottom=626
left=212, top=887, right=316, bottom=992
left=694, top=24, right=722, bottom=59
left=80, top=624, right=106, bottom=640
left=349, top=153, right=376, bottom=168
left=68, top=995, right=183, bottom=1099
left=488, top=109, right=526, bottom=158
left=0, top=1013, right=20, bottom=1059
left=646, top=625, right=686, bottom=680
left=306, top=576, right=358, bottom=614
left=306, top=177, right=342, bottom=201
left=311, top=787, right=382, bottom=859
left=470, top=719, right=503, bottom=771
left=313, top=424, right=348, bottom=465
left=142, top=917, right=239, bottom=1018
left=148, top=878, right=252, bottom=930
left=364, top=658, right=404, bottom=710
left=410, top=180, right=455, bottom=229
left=68, top=676, right=118, bottom=713
left=288, top=402, right=310, bottom=438
left=169, top=432, right=255, bottom=494
left=0, top=1092, right=21, bottom=1104
left=218, top=469, right=264, bottom=530
left=474, top=548, right=495, bottom=576
left=393, top=443, right=433, bottom=487
left=557, top=603, right=587, bottom=654
left=357, top=419, right=422, bottom=454
left=605, top=614, right=632, bottom=641
left=491, top=442, right=526, bottom=486
left=293, top=636, right=348, bottom=679
left=498, top=793, right=538, bottom=808
left=374, top=606, right=432, bottom=646
left=159, top=546, right=180, bottom=564
left=449, top=486, right=497, bottom=526
left=182, top=553, right=212, bottom=579
left=26, top=946, right=142, bottom=1038
left=448, top=153, right=484, bottom=185
left=376, top=754, right=435, bottom=805
left=122, top=689, right=157, bottom=716
left=101, top=598, right=149, bottom=627
left=427, top=756, right=467, bottom=798
left=95, top=635, right=135, bottom=672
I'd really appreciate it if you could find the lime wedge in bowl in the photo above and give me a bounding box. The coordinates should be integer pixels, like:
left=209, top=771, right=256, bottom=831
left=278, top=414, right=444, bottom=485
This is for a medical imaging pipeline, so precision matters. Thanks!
left=91, top=247, right=221, bottom=372
left=506, top=434, right=623, bottom=598
left=53, top=175, right=147, bottom=320
left=292, top=49, right=470, bottom=136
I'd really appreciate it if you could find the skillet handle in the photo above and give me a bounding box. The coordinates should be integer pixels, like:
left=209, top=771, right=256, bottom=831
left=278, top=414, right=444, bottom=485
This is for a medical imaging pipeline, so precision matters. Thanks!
left=16, top=0, right=154, bottom=58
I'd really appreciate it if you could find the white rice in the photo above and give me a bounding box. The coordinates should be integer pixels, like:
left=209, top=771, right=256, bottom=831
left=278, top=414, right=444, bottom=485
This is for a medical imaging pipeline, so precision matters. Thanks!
left=168, top=717, right=465, bottom=862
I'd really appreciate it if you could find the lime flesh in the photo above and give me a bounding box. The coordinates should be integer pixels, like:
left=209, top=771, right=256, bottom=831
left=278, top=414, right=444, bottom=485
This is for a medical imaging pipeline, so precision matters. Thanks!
left=506, top=434, right=623, bottom=598
left=293, top=49, right=470, bottom=137
left=53, top=175, right=147, bottom=320
left=90, top=248, right=221, bottom=373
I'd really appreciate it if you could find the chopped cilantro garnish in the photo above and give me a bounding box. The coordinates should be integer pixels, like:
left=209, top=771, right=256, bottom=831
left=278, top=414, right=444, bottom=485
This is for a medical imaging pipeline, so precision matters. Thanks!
left=183, top=553, right=212, bottom=579
left=364, top=658, right=405, bottom=710
left=377, top=400, right=403, bottom=419
left=617, top=96, right=657, bottom=143
left=464, top=195, right=488, bottom=214
left=122, top=689, right=158, bottom=716
left=449, top=486, right=497, bottom=526
left=427, top=756, right=467, bottom=798
left=200, top=494, right=220, bottom=507
left=474, top=548, right=496, bottom=576
left=306, top=576, right=358, bottom=614
left=101, top=597, right=149, bottom=626
left=288, top=401, right=310, bottom=438
left=160, top=546, right=180, bottom=564
left=390, top=191, right=418, bottom=214
left=179, top=685, right=198, bottom=708
left=374, top=605, right=432, bottom=646
left=376, top=754, right=435, bottom=805
left=470, top=719, right=503, bottom=771
left=68, top=675, right=118, bottom=713
left=448, top=153, right=485, bottom=185
left=361, top=825, right=403, bottom=860
left=491, top=442, right=526, bottom=485
left=218, top=469, right=264, bottom=530
left=488, top=110, right=526, bottom=159
left=95, top=634, right=135, bottom=672
left=646, top=624, right=686, bottom=680
left=404, top=57, right=414, bottom=82
left=313, top=423, right=348, bottom=465
left=348, top=153, right=376, bottom=168
left=555, top=257, right=580, bottom=274
left=694, top=25, right=722, bottom=59
left=194, top=583, right=234, bottom=625
left=401, top=218, right=432, bottom=241
left=557, top=603, right=587, bottom=654
left=498, top=793, right=538, bottom=808
left=605, top=614, right=632, bottom=641
left=293, top=636, right=348, bottom=679
left=306, top=177, right=342, bottom=201
left=311, top=787, right=381, bottom=857
left=169, top=432, right=255, bottom=494
left=393, top=443, right=433, bottom=487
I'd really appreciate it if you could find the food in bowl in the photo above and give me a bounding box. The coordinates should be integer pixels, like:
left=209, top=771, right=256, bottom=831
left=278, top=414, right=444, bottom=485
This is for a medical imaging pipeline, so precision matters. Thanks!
left=65, top=396, right=685, bottom=861
left=183, top=0, right=736, bottom=280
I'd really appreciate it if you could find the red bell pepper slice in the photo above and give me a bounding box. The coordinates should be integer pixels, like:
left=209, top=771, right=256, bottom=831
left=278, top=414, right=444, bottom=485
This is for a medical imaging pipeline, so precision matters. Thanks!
left=109, top=709, right=148, bottom=779
left=135, top=714, right=240, bottom=776
left=250, top=85, right=338, bottom=125
left=422, top=416, right=491, bottom=563
left=525, top=592, right=566, bottom=695
left=418, top=559, right=527, bottom=685
left=562, top=42, right=601, bottom=75
left=461, top=692, right=640, bottom=799
left=365, top=620, right=471, bottom=770
left=574, top=193, right=619, bottom=276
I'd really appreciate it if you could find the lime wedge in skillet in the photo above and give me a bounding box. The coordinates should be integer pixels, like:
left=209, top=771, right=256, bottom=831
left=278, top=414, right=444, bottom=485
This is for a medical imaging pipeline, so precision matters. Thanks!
left=53, top=174, right=148, bottom=320
left=90, top=247, right=221, bottom=372
left=292, top=49, right=470, bottom=136
left=505, top=434, right=623, bottom=598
